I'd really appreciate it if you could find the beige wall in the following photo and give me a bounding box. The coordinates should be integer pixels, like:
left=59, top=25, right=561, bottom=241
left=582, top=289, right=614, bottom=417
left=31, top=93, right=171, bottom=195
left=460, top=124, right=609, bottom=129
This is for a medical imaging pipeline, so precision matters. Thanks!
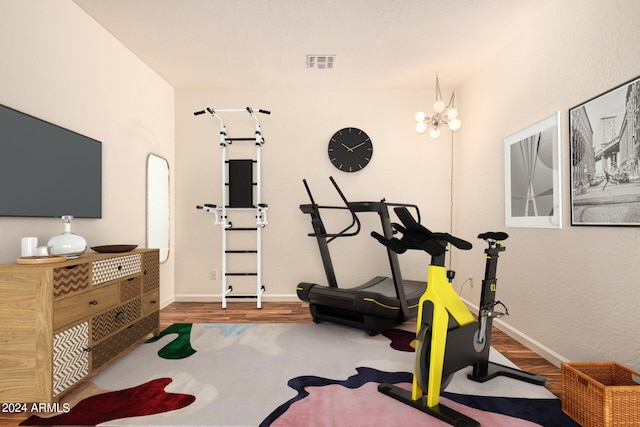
left=0, top=1, right=176, bottom=304
left=454, top=0, right=640, bottom=370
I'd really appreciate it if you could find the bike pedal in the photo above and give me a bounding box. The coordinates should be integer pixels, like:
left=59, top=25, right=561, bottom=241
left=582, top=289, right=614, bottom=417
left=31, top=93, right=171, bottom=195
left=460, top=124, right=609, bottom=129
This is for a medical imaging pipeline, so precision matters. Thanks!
left=480, top=301, right=509, bottom=318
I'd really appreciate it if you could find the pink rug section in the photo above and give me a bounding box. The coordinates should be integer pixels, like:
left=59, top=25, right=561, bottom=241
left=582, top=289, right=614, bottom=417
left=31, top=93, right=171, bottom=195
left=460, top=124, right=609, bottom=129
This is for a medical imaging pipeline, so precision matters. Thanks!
left=272, top=382, right=543, bottom=427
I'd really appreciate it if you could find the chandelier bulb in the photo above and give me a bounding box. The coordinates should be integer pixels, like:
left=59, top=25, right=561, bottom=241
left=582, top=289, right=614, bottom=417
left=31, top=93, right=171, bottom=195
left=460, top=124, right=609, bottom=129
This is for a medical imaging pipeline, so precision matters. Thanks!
left=429, top=127, right=441, bottom=139
left=433, top=99, right=446, bottom=114
left=448, top=118, right=462, bottom=131
left=415, top=121, right=428, bottom=134
left=446, top=108, right=458, bottom=120
left=415, top=111, right=426, bottom=122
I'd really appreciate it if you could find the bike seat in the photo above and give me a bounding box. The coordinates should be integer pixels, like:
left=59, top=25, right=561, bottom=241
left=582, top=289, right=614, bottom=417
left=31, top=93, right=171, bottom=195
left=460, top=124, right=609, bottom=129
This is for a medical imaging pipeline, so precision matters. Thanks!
left=478, top=231, right=509, bottom=242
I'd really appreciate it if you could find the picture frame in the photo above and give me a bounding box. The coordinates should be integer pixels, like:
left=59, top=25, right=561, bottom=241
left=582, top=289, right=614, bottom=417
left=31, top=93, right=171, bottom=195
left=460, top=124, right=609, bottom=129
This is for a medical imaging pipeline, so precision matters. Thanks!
left=569, top=75, right=640, bottom=226
left=504, top=112, right=562, bottom=228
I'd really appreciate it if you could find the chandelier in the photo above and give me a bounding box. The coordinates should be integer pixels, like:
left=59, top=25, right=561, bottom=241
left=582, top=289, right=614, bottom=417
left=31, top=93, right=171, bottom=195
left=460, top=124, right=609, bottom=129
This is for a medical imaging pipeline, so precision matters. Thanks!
left=414, top=75, right=461, bottom=139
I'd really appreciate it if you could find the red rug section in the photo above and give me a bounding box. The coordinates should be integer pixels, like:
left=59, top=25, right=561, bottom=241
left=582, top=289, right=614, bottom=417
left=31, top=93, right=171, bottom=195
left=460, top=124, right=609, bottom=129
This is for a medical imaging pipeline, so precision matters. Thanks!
left=20, top=378, right=195, bottom=426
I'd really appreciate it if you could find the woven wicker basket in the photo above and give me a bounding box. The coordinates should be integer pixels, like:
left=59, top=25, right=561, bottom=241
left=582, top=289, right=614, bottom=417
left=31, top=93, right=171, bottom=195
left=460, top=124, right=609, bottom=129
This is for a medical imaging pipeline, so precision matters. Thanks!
left=562, top=362, right=640, bottom=427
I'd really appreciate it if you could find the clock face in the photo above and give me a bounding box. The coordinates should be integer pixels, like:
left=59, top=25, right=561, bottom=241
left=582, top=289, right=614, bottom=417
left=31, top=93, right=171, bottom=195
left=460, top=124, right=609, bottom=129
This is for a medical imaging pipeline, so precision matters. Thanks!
left=327, top=127, right=373, bottom=172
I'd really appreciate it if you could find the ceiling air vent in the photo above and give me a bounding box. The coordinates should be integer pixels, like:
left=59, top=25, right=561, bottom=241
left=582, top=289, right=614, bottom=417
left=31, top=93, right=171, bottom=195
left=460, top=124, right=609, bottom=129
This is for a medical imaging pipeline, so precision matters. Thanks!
left=306, top=55, right=336, bottom=69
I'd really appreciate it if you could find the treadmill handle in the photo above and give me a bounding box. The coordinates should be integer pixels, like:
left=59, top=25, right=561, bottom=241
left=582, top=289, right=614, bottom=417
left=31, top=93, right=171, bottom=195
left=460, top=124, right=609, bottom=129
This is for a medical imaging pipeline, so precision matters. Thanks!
left=299, top=203, right=361, bottom=241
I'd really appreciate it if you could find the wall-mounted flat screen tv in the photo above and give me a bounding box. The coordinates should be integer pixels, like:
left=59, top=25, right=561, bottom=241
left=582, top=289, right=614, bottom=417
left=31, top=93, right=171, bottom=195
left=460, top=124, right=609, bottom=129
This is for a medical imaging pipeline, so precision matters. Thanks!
left=0, top=104, right=102, bottom=218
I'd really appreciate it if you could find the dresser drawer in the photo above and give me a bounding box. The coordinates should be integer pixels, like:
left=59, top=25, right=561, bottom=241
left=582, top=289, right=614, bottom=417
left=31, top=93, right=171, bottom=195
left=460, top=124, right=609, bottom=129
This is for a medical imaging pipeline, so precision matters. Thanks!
left=91, top=312, right=159, bottom=371
left=53, top=284, right=119, bottom=330
left=120, top=276, right=142, bottom=303
left=53, top=264, right=90, bottom=298
left=141, top=290, right=160, bottom=316
left=91, top=298, right=141, bottom=343
left=92, top=254, right=142, bottom=285
left=142, top=250, right=159, bottom=293
left=53, top=322, right=89, bottom=397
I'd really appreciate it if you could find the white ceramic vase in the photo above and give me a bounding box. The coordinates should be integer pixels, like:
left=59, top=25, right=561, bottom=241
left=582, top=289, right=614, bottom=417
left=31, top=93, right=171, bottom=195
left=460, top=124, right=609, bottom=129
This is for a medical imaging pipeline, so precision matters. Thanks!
left=48, top=215, right=87, bottom=258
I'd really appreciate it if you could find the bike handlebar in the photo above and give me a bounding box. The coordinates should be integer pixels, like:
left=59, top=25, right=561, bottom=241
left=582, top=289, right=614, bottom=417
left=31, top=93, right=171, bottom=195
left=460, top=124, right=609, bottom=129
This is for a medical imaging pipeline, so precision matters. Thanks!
left=432, top=231, right=473, bottom=250
left=371, top=207, right=472, bottom=256
left=394, top=207, right=472, bottom=250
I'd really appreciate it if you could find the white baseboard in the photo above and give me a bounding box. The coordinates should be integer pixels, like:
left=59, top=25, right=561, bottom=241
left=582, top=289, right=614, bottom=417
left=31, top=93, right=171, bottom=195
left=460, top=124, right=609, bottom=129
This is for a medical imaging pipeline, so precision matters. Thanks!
left=173, top=293, right=300, bottom=303
left=160, top=295, right=175, bottom=310
left=461, top=297, right=568, bottom=367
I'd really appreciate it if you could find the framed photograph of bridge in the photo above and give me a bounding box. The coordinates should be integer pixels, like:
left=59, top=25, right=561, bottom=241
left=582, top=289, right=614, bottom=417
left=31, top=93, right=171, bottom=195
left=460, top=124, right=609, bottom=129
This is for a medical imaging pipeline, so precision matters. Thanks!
left=569, top=75, right=640, bottom=226
left=504, top=112, right=562, bottom=228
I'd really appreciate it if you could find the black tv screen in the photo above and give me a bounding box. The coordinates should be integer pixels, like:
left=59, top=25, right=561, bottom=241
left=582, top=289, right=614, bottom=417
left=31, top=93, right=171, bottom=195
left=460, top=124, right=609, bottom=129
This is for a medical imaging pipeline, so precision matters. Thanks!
left=0, top=104, right=102, bottom=218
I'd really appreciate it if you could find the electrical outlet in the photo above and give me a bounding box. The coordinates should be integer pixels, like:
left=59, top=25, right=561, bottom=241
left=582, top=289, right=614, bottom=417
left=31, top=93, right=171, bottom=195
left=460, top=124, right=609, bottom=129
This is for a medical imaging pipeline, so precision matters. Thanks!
left=210, top=270, right=217, bottom=280
left=469, top=276, right=474, bottom=288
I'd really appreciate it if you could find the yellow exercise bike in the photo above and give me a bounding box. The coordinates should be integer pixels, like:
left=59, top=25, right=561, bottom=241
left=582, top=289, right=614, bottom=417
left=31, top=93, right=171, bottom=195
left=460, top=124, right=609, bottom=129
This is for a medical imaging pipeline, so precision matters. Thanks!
left=373, top=207, right=546, bottom=427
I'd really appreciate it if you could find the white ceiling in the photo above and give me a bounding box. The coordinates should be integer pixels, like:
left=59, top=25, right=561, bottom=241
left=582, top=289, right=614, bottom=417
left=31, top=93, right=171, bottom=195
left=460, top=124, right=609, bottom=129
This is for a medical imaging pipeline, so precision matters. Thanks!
left=73, top=0, right=550, bottom=90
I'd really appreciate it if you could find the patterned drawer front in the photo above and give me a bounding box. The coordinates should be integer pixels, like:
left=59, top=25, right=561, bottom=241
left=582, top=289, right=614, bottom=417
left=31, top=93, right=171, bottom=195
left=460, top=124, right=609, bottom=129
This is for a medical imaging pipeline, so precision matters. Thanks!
left=53, top=264, right=90, bottom=298
left=91, top=298, right=141, bottom=342
left=120, top=276, right=142, bottom=302
left=91, top=312, right=159, bottom=371
left=92, top=254, right=141, bottom=285
left=53, top=322, right=89, bottom=397
left=142, top=250, right=160, bottom=293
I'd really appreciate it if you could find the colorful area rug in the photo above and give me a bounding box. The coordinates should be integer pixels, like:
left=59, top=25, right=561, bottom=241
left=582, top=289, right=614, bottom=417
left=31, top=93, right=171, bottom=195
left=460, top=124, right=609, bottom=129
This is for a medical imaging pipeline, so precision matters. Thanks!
left=21, top=323, right=579, bottom=426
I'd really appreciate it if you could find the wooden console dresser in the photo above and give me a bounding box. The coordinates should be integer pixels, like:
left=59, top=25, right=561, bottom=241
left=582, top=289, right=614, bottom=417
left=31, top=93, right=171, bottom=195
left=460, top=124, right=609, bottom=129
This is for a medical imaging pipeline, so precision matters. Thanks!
left=0, top=249, right=160, bottom=403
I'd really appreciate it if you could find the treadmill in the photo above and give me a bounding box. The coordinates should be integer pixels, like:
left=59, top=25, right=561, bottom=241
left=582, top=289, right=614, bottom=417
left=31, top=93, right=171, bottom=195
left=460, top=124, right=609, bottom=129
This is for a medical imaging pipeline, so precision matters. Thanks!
left=297, top=177, right=426, bottom=335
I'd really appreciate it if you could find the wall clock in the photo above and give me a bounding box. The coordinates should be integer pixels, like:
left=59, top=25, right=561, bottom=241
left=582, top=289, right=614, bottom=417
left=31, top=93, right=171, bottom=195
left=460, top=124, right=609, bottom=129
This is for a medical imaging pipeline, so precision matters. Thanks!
left=327, top=127, right=373, bottom=172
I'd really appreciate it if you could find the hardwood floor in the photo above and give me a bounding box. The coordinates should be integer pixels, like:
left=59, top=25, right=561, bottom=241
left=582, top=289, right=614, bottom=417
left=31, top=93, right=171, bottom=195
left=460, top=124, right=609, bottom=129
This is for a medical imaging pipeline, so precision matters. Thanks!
left=0, top=301, right=561, bottom=427
left=491, top=326, right=562, bottom=397
left=159, top=300, right=314, bottom=328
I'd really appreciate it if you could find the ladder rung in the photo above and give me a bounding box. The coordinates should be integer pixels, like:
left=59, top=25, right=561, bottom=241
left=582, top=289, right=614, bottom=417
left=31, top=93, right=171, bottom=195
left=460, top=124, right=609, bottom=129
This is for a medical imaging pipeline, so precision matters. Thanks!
left=226, top=250, right=258, bottom=253
left=226, top=138, right=258, bottom=142
left=227, top=227, right=258, bottom=231
left=226, top=272, right=258, bottom=276
left=225, top=182, right=257, bottom=186
left=225, top=159, right=257, bottom=162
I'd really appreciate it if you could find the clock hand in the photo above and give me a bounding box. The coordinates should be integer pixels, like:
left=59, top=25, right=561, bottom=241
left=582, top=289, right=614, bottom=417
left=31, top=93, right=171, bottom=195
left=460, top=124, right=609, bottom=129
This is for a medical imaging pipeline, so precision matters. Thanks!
left=351, top=142, right=365, bottom=150
left=341, top=143, right=354, bottom=152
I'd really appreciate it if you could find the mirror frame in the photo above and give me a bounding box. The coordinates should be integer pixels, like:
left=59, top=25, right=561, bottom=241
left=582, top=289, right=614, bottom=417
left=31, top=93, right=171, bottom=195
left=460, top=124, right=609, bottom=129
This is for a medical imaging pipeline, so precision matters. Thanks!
left=146, top=153, right=170, bottom=263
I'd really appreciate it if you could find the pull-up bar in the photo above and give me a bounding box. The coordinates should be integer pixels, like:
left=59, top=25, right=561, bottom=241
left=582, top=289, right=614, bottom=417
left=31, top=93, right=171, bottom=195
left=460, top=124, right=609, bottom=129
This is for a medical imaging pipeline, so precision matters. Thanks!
left=193, top=107, right=271, bottom=116
left=194, top=106, right=270, bottom=146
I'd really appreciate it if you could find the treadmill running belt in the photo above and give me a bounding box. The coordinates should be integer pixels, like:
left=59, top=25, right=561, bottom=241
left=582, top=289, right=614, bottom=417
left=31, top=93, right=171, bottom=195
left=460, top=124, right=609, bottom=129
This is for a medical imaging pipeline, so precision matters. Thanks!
left=364, top=277, right=425, bottom=299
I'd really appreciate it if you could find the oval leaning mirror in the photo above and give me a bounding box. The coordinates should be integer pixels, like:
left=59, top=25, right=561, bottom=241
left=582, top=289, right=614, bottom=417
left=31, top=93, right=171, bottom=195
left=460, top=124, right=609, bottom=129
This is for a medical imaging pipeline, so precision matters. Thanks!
left=147, top=154, right=170, bottom=263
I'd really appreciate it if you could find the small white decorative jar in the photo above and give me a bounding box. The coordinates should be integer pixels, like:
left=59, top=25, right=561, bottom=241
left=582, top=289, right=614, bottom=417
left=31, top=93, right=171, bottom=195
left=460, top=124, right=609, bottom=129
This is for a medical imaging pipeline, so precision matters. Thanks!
left=48, top=215, right=87, bottom=258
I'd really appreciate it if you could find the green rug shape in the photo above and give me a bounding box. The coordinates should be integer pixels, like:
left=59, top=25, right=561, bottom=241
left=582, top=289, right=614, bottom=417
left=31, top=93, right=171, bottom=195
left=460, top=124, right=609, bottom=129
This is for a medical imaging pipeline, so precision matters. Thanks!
left=146, top=323, right=196, bottom=359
